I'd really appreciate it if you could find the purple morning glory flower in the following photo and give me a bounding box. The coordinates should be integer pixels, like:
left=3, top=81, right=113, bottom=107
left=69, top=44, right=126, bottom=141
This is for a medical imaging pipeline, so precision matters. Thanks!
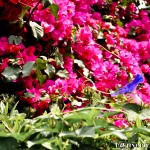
left=111, top=74, right=144, bottom=97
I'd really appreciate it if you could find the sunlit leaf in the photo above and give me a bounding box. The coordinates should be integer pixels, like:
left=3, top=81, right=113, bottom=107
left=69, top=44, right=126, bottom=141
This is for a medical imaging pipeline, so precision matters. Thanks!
left=49, top=4, right=59, bottom=20
left=42, top=0, right=53, bottom=8
left=59, top=131, right=76, bottom=137
left=136, top=116, right=141, bottom=128
left=36, top=69, right=47, bottom=85
left=132, top=127, right=150, bottom=135
left=36, top=58, right=46, bottom=70
left=75, top=126, right=96, bottom=138
left=100, top=130, right=127, bottom=140
left=22, top=61, right=35, bottom=77
left=55, top=49, right=63, bottom=67
left=140, top=109, right=150, bottom=120
left=44, top=64, right=55, bottom=78
left=139, top=133, right=150, bottom=143
left=56, top=69, right=68, bottom=78
left=123, top=103, right=141, bottom=113
left=29, top=21, right=44, bottom=39
left=103, top=111, right=121, bottom=118
left=1, top=66, right=21, bottom=81
left=74, top=59, right=85, bottom=68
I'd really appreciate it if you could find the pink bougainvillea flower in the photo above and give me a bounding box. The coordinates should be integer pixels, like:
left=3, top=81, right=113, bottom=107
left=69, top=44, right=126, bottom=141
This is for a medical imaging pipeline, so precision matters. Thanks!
left=113, top=119, right=129, bottom=128
left=9, top=0, right=19, bottom=4
left=41, top=21, right=54, bottom=33
left=6, top=45, right=21, bottom=54
left=0, top=58, right=9, bottom=73
left=79, top=26, right=94, bottom=44
left=0, top=0, right=4, bottom=6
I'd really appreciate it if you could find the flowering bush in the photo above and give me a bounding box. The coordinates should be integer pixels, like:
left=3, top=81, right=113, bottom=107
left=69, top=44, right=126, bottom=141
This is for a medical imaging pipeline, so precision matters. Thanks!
left=1, top=0, right=150, bottom=149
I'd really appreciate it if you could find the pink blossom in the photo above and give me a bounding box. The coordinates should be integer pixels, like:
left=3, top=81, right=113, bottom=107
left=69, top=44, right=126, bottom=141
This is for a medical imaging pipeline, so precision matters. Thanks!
left=41, top=21, right=54, bottom=33
left=113, top=119, right=129, bottom=128
left=105, top=34, right=115, bottom=45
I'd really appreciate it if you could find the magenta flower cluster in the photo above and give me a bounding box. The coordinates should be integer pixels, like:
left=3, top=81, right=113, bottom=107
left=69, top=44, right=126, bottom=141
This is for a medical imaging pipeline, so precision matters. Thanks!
left=0, top=0, right=150, bottom=122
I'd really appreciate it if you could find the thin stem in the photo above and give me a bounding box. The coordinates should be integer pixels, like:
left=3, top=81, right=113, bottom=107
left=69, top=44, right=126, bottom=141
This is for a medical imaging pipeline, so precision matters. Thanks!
left=19, top=0, right=34, bottom=8
left=98, top=44, right=120, bottom=59
left=2, top=121, right=13, bottom=133
left=27, top=0, right=42, bottom=22
left=74, top=67, right=111, bottom=94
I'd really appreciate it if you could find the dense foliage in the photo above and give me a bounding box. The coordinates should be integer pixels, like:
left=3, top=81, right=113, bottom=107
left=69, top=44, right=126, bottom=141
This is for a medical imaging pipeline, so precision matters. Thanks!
left=1, top=0, right=150, bottom=149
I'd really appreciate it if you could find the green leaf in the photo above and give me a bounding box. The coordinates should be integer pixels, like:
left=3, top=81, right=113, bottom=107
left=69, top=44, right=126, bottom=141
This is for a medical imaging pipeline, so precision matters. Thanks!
left=100, top=130, right=127, bottom=140
left=109, top=103, right=124, bottom=110
left=29, top=21, right=44, bottom=39
left=123, top=103, right=141, bottom=113
left=123, top=103, right=141, bottom=121
left=42, top=142, right=54, bottom=150
left=121, top=0, right=128, bottom=6
left=8, top=35, right=15, bottom=44
left=55, top=49, right=63, bottom=67
left=49, top=4, right=59, bottom=20
left=42, top=0, right=53, bottom=8
left=27, top=139, right=51, bottom=148
left=103, top=111, right=121, bottom=118
left=27, top=138, right=59, bottom=149
left=71, top=100, right=82, bottom=107
left=0, top=130, right=35, bottom=142
left=59, top=131, right=76, bottom=137
left=92, top=93, right=101, bottom=106
left=10, top=101, right=19, bottom=117
left=65, top=52, right=74, bottom=59
left=139, top=133, right=150, bottom=143
left=36, top=70, right=46, bottom=84
left=0, top=101, right=5, bottom=115
left=75, top=126, right=96, bottom=138
left=8, top=35, right=23, bottom=45
left=23, top=92, right=35, bottom=98
left=128, top=133, right=138, bottom=143
left=10, top=113, right=26, bottom=121
left=14, top=36, right=23, bottom=45
left=87, top=109, right=100, bottom=120
left=111, top=131, right=127, bottom=140
left=94, top=119, right=108, bottom=127
left=132, top=127, right=150, bottom=135
left=74, top=59, right=85, bottom=68
left=0, top=137, right=18, bottom=150
left=63, top=111, right=91, bottom=123
left=1, top=66, right=21, bottom=81
left=97, top=31, right=104, bottom=39
left=140, top=109, right=150, bottom=120
left=22, top=61, right=35, bottom=77
left=18, top=6, right=29, bottom=20
left=83, top=68, right=90, bottom=77
left=125, top=110, right=138, bottom=121
left=136, top=116, right=141, bottom=128
left=56, top=69, right=68, bottom=78
left=44, top=64, right=55, bottom=78
left=36, top=69, right=47, bottom=84
left=4, top=102, right=8, bottom=116
left=36, top=58, right=46, bottom=70
left=0, top=124, right=5, bottom=131
left=116, top=19, right=123, bottom=27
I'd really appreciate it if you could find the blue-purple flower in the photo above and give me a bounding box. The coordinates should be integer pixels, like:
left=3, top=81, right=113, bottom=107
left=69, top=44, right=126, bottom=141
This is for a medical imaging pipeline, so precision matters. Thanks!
left=111, top=74, right=144, bottom=96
